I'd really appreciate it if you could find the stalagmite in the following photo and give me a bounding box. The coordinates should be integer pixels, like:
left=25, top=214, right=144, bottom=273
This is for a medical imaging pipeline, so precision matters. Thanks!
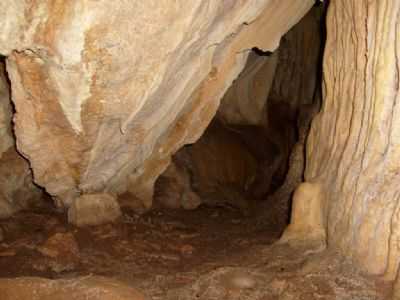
left=280, top=182, right=326, bottom=249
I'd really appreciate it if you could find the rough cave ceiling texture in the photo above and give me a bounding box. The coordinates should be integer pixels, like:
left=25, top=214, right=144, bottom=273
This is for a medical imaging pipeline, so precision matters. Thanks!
left=0, top=0, right=314, bottom=214
left=303, top=0, right=400, bottom=280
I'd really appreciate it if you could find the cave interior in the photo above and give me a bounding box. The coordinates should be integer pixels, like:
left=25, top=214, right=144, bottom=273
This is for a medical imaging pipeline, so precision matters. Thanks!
left=0, top=1, right=398, bottom=299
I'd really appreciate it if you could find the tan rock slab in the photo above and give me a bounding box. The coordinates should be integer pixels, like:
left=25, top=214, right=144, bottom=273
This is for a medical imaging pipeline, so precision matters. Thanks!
left=68, top=193, right=121, bottom=227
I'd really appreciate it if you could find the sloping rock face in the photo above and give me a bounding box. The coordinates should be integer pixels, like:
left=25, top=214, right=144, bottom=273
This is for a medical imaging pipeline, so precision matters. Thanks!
left=217, top=50, right=278, bottom=126
left=0, top=1, right=314, bottom=214
left=0, top=60, right=41, bottom=218
left=303, top=0, right=400, bottom=279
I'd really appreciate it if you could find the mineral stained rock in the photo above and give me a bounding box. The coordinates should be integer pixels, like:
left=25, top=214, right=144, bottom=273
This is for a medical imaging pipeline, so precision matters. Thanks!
left=0, top=1, right=314, bottom=213
left=0, top=60, right=41, bottom=218
left=303, top=0, right=400, bottom=279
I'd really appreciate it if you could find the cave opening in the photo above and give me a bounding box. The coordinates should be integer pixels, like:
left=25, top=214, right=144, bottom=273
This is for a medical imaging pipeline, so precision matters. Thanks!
left=0, top=1, right=326, bottom=282
left=153, top=4, right=325, bottom=238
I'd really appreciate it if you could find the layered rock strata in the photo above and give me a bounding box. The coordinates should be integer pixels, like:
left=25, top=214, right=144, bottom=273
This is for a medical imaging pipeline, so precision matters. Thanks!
left=300, top=0, right=400, bottom=279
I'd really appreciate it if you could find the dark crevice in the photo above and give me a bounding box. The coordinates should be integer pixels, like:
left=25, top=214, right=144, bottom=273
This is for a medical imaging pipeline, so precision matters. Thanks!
left=251, top=47, right=274, bottom=57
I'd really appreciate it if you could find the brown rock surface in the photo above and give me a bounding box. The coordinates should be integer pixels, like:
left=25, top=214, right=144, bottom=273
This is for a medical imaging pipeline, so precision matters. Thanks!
left=0, top=276, right=146, bottom=300
left=0, top=61, right=13, bottom=155
left=269, top=6, right=324, bottom=109
left=0, top=149, right=42, bottom=218
left=68, top=193, right=121, bottom=226
left=0, top=1, right=314, bottom=212
left=37, top=232, right=80, bottom=272
left=303, top=0, right=400, bottom=279
left=155, top=119, right=258, bottom=213
left=0, top=60, right=41, bottom=218
left=154, top=161, right=202, bottom=210
left=155, top=119, right=287, bottom=214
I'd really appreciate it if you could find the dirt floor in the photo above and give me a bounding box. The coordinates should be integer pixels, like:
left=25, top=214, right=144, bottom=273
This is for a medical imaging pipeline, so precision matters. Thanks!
left=0, top=201, right=393, bottom=299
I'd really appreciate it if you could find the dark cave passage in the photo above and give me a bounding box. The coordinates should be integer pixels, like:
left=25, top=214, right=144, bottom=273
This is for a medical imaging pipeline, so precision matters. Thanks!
left=154, top=4, right=326, bottom=232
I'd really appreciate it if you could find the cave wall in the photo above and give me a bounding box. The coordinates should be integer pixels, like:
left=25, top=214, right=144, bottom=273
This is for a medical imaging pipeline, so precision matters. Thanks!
left=0, top=60, right=41, bottom=218
left=0, top=61, right=13, bottom=155
left=0, top=1, right=314, bottom=217
left=217, top=51, right=278, bottom=126
left=261, top=5, right=325, bottom=228
left=269, top=6, right=323, bottom=109
left=304, top=0, right=400, bottom=279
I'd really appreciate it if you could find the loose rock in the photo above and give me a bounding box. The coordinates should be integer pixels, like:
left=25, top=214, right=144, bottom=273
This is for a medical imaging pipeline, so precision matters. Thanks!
left=68, top=193, right=122, bottom=226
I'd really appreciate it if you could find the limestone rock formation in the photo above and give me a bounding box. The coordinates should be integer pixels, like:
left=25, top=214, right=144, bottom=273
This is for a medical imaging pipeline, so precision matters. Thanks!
left=280, top=182, right=326, bottom=248
left=0, top=276, right=146, bottom=300
left=218, top=51, right=278, bottom=126
left=0, top=60, right=41, bottom=218
left=0, top=0, right=314, bottom=214
left=68, top=193, right=121, bottom=226
left=269, top=6, right=324, bottom=109
left=303, top=0, right=400, bottom=279
left=156, top=5, right=323, bottom=217
left=394, top=273, right=400, bottom=300
left=260, top=101, right=320, bottom=228
left=154, top=161, right=202, bottom=210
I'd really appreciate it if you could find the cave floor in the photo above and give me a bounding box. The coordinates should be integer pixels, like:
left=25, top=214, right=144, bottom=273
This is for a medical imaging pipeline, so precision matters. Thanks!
left=0, top=203, right=391, bottom=299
